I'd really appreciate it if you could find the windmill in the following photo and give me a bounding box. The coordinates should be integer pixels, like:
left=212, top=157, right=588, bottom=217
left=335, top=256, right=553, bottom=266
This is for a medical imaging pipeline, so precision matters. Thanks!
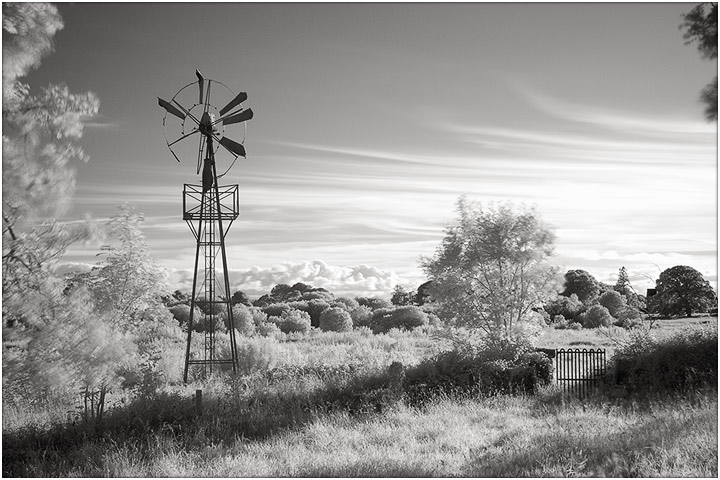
left=158, top=70, right=254, bottom=382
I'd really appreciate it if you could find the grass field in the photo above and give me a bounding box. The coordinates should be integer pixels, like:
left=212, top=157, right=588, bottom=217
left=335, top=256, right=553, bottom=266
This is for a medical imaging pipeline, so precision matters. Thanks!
left=3, top=317, right=717, bottom=477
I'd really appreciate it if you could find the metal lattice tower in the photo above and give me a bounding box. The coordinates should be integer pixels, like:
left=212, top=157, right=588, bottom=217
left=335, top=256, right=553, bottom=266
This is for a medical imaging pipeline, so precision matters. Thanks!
left=158, top=70, right=254, bottom=382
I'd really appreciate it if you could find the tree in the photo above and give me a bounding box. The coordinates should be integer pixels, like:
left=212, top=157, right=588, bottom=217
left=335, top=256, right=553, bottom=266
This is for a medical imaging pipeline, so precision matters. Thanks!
left=422, top=197, right=559, bottom=335
left=230, top=290, right=251, bottom=306
left=598, top=290, right=627, bottom=319
left=391, top=285, right=411, bottom=306
left=319, top=306, right=353, bottom=332
left=582, top=305, right=613, bottom=328
left=680, top=2, right=718, bottom=121
left=561, top=269, right=600, bottom=305
left=653, top=265, right=717, bottom=317
left=414, top=280, right=434, bottom=305
left=2, top=3, right=101, bottom=329
left=85, top=205, right=168, bottom=330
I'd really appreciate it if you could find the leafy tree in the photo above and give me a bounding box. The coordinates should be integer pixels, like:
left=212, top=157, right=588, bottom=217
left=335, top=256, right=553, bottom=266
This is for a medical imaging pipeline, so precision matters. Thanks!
left=613, top=266, right=642, bottom=309
left=230, top=290, right=251, bottom=306
left=2, top=3, right=101, bottom=330
left=680, top=2, right=717, bottom=121
left=414, top=280, right=434, bottom=305
left=422, top=197, right=559, bottom=335
left=348, top=304, right=373, bottom=328
left=319, top=306, right=353, bottom=332
left=543, top=293, right=585, bottom=322
left=333, top=296, right=360, bottom=311
left=277, top=309, right=311, bottom=334
left=598, top=290, right=627, bottom=319
left=84, top=205, right=168, bottom=330
left=305, top=298, right=330, bottom=327
left=561, top=269, right=600, bottom=305
left=653, top=265, right=717, bottom=317
left=356, top=296, right=392, bottom=311
left=581, top=304, right=614, bottom=328
left=372, top=305, right=428, bottom=333
left=391, top=285, right=411, bottom=306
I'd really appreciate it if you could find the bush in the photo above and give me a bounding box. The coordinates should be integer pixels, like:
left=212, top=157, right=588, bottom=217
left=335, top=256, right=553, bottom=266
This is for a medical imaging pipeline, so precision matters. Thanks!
left=404, top=335, right=553, bottom=404
left=582, top=305, right=614, bottom=328
left=231, top=304, right=256, bottom=336
left=551, top=314, right=568, bottom=329
left=543, top=294, right=585, bottom=322
left=333, top=296, right=360, bottom=311
left=256, top=321, right=282, bottom=338
left=370, top=306, right=428, bottom=333
left=598, top=290, right=627, bottom=318
left=319, top=307, right=353, bottom=332
left=305, top=299, right=331, bottom=328
left=277, top=309, right=311, bottom=334
left=262, top=303, right=292, bottom=318
left=612, top=327, right=718, bottom=394
left=356, top=296, right=392, bottom=311
left=349, top=305, right=373, bottom=329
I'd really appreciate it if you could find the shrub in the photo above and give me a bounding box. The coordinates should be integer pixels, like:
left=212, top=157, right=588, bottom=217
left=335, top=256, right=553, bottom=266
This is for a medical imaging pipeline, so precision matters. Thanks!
left=404, top=335, right=553, bottom=404
left=232, top=304, right=256, bottom=336
left=582, top=305, right=614, bottom=328
left=256, top=321, right=282, bottom=338
left=262, top=303, right=292, bottom=318
left=371, top=306, right=428, bottom=333
left=612, top=327, right=718, bottom=393
left=277, top=309, right=311, bottom=334
left=349, top=305, right=373, bottom=329
left=333, top=296, right=360, bottom=311
left=552, top=314, right=568, bottom=329
left=305, top=299, right=331, bottom=328
left=543, top=294, right=585, bottom=322
left=249, top=307, right=268, bottom=326
left=319, top=307, right=353, bottom=332
left=356, top=296, right=392, bottom=311
left=598, top=290, right=627, bottom=318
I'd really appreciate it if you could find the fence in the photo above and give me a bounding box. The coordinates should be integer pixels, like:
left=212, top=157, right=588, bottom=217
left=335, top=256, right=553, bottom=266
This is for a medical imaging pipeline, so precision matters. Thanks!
left=555, top=348, right=607, bottom=397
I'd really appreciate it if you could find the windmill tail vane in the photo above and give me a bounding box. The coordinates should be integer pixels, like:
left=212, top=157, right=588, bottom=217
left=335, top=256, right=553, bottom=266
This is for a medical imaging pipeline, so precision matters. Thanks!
left=157, top=70, right=253, bottom=382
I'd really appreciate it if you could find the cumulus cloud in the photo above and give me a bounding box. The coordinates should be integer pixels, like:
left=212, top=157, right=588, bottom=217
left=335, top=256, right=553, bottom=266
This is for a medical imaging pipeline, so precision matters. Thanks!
left=167, top=259, right=407, bottom=298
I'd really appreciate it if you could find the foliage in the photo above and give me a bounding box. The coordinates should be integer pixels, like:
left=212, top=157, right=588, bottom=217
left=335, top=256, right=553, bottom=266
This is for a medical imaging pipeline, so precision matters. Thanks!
left=2, top=3, right=101, bottom=332
left=652, top=265, right=717, bottom=317
left=83, top=205, right=168, bottom=329
left=680, top=2, right=717, bottom=121
left=332, top=296, right=360, bottom=311
left=230, top=290, right=251, bottom=306
left=581, top=304, right=614, bottom=328
left=371, top=305, right=428, bottom=334
left=355, top=296, right=392, bottom=311
left=277, top=309, right=312, bottom=334
left=304, top=298, right=331, bottom=327
left=231, top=303, right=256, bottom=336
left=543, top=293, right=584, bottom=322
left=561, top=269, right=600, bottom=305
left=391, top=285, right=412, bottom=306
left=422, top=197, right=559, bottom=336
left=612, top=326, right=718, bottom=393
left=404, top=331, right=553, bottom=403
left=348, top=304, right=373, bottom=328
left=256, top=321, right=282, bottom=338
left=262, top=302, right=292, bottom=319
left=319, top=306, right=354, bottom=332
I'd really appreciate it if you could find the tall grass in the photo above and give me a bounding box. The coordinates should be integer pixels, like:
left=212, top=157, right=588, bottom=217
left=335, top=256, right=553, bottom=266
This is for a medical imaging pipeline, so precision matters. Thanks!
left=11, top=389, right=715, bottom=477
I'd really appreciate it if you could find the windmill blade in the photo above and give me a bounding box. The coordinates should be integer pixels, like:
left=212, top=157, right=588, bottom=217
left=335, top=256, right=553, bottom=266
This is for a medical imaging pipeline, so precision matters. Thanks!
left=158, top=97, right=186, bottom=120
left=196, top=70, right=205, bottom=105
left=222, top=108, right=254, bottom=126
left=219, top=136, right=246, bottom=157
left=219, top=92, right=248, bottom=116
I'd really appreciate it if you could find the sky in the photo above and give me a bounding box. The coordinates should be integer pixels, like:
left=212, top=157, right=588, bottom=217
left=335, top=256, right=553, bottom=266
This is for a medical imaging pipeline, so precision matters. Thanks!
left=23, top=2, right=717, bottom=298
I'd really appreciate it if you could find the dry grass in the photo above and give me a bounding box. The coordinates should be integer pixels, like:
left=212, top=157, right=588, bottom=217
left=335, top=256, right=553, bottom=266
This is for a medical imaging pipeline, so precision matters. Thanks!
left=53, top=390, right=717, bottom=477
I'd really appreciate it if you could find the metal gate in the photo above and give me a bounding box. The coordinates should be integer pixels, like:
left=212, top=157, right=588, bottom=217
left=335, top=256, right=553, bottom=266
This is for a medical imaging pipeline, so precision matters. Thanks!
left=555, top=348, right=606, bottom=397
